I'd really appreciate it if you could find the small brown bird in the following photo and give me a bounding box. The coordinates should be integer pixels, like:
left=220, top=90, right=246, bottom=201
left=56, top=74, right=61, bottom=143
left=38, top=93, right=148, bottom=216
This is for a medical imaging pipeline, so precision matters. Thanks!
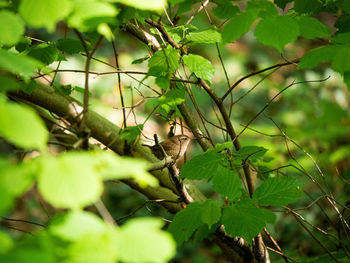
left=149, top=135, right=191, bottom=160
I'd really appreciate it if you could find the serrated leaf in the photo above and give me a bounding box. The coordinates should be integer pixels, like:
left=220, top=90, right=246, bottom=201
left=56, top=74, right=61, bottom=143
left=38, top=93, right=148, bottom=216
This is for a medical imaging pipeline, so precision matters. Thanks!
left=213, top=1, right=239, bottom=19
left=297, top=16, right=331, bottom=39
left=331, top=31, right=350, bottom=44
left=234, top=146, right=268, bottom=160
left=119, top=218, right=176, bottom=263
left=298, top=45, right=337, bottom=69
left=253, top=176, right=303, bottom=206
left=221, top=199, right=266, bottom=243
left=182, top=54, right=215, bottom=83
left=186, top=29, right=222, bottom=44
left=261, top=208, right=276, bottom=224
left=255, top=15, right=300, bottom=52
left=19, top=0, right=72, bottom=32
left=148, top=46, right=179, bottom=76
left=0, top=49, right=43, bottom=79
left=294, top=0, right=322, bottom=14
left=0, top=100, right=48, bottom=151
left=247, top=0, right=278, bottom=18
left=168, top=202, right=203, bottom=244
left=180, top=151, right=224, bottom=180
left=222, top=9, right=259, bottom=43
left=331, top=45, right=350, bottom=74
left=200, top=200, right=221, bottom=228
left=0, top=10, right=24, bottom=46
left=211, top=165, right=242, bottom=201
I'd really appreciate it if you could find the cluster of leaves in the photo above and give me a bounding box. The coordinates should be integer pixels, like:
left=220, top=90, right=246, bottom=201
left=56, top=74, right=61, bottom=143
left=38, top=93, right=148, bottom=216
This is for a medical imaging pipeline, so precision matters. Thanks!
left=169, top=143, right=303, bottom=243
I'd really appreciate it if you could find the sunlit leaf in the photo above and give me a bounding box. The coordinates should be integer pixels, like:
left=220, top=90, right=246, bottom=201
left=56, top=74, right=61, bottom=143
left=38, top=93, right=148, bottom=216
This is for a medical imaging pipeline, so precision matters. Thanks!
left=119, top=218, right=176, bottom=263
left=37, top=153, right=103, bottom=209
left=0, top=49, right=43, bottom=79
left=0, top=100, right=48, bottom=151
left=19, top=0, right=72, bottom=32
left=0, top=10, right=24, bottom=46
left=182, top=54, right=215, bottom=83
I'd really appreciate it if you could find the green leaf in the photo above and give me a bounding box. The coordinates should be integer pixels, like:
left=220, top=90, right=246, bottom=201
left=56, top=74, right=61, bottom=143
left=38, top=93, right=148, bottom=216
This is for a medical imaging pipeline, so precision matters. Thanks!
left=119, top=218, right=176, bottom=263
left=0, top=49, right=43, bottom=79
left=200, top=200, right=221, bottom=228
left=253, top=176, right=303, bottom=206
left=234, top=146, right=268, bottom=160
left=294, top=0, right=323, bottom=14
left=88, top=151, right=158, bottom=187
left=254, top=15, right=300, bottom=52
left=67, top=225, right=119, bottom=263
left=0, top=100, right=48, bottom=151
left=180, top=151, right=224, bottom=180
left=167, top=202, right=204, bottom=244
left=186, top=28, right=222, bottom=44
left=50, top=211, right=107, bottom=242
left=221, top=199, right=266, bottom=243
left=0, top=231, right=13, bottom=253
left=331, top=31, right=350, bottom=44
left=155, top=76, right=170, bottom=90
left=0, top=10, right=24, bottom=46
left=26, top=43, right=61, bottom=65
left=297, top=16, right=331, bottom=39
left=68, top=0, right=118, bottom=31
left=120, top=124, right=143, bottom=143
left=261, top=208, right=276, bottom=224
left=37, top=153, right=103, bottom=209
left=182, top=54, right=215, bottom=83
left=213, top=1, right=239, bottom=19
left=113, top=0, right=167, bottom=11
left=298, top=45, right=337, bottom=69
left=0, top=75, right=20, bottom=92
left=247, top=0, right=278, bottom=18
left=148, top=46, right=179, bottom=76
left=331, top=45, right=350, bottom=74
left=211, top=165, right=242, bottom=201
left=222, top=9, right=259, bottom=43
left=158, top=85, right=186, bottom=114
left=19, top=0, right=72, bottom=32
left=0, top=159, right=37, bottom=214
left=57, top=38, right=90, bottom=54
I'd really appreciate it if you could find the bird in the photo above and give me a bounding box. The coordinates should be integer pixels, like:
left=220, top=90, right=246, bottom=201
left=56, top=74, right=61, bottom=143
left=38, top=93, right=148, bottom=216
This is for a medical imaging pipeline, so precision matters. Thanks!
left=148, top=135, right=191, bottom=160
